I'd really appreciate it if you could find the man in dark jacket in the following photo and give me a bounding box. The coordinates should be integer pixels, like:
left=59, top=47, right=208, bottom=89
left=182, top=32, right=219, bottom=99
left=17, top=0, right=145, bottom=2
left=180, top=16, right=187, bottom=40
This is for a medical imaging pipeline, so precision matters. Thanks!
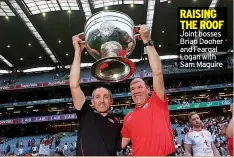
left=70, top=35, right=121, bottom=156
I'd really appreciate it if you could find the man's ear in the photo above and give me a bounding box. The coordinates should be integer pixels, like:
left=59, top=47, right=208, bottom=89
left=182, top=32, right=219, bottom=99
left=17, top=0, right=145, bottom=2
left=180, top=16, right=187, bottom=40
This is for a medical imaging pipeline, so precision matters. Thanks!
left=110, top=97, right=113, bottom=105
left=91, top=99, right=94, bottom=106
left=147, top=86, right=150, bottom=93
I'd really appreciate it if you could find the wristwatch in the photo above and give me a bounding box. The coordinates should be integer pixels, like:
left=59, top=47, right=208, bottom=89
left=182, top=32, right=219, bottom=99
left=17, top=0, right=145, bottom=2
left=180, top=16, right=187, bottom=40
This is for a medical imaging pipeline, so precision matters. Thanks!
left=143, top=40, right=154, bottom=47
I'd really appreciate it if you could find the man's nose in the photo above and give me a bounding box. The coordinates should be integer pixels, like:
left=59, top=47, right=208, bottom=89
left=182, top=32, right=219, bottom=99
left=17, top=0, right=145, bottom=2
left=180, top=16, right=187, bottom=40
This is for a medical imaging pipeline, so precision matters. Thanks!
left=133, top=88, right=140, bottom=94
left=100, top=97, right=105, bottom=102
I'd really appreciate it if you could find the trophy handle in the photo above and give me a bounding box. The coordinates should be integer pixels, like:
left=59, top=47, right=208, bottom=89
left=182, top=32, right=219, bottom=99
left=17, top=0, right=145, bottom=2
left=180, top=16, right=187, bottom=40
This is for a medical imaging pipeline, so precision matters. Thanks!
left=78, top=32, right=86, bottom=44
left=134, top=26, right=141, bottom=40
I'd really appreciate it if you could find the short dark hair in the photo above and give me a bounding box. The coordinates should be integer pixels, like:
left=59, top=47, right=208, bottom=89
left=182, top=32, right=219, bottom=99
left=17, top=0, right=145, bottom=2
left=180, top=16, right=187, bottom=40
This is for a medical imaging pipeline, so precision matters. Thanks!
left=92, top=86, right=112, bottom=99
left=130, top=78, right=149, bottom=87
left=142, top=78, right=149, bottom=87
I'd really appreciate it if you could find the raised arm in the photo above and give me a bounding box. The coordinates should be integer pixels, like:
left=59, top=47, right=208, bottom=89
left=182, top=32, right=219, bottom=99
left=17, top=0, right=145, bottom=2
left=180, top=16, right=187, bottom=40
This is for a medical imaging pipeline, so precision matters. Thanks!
left=139, top=25, right=165, bottom=101
left=70, top=35, right=85, bottom=110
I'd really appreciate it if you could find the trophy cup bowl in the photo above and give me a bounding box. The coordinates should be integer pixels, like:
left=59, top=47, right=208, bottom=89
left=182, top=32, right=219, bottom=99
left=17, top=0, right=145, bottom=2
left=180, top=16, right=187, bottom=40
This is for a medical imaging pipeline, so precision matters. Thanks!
left=78, top=10, right=141, bottom=82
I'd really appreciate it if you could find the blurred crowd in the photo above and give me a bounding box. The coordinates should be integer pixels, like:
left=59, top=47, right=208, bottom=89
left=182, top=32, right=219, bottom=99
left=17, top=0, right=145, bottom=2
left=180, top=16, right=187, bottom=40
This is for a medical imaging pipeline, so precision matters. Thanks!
left=172, top=115, right=232, bottom=156
left=168, top=95, right=232, bottom=105
left=0, top=79, right=14, bottom=86
left=109, top=94, right=232, bottom=113
left=0, top=114, right=232, bottom=156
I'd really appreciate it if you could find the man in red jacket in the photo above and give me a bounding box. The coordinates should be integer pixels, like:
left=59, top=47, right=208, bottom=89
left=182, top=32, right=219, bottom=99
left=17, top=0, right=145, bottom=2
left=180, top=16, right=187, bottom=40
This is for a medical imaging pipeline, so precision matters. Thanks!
left=121, top=25, right=175, bottom=156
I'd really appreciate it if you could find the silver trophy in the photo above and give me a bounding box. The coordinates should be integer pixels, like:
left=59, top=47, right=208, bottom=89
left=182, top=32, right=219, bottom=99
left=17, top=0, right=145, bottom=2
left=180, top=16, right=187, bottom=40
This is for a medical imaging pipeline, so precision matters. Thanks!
left=78, top=10, right=141, bottom=82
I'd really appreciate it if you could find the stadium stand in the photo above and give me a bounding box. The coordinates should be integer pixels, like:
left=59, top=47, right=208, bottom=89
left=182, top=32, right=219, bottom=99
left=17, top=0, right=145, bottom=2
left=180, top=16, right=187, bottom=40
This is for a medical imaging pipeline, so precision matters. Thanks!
left=0, top=114, right=232, bottom=156
left=0, top=65, right=233, bottom=156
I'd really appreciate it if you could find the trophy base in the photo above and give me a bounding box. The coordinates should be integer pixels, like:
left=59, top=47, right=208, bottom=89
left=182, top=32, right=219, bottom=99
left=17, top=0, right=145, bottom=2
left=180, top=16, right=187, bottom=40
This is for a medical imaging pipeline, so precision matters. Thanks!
left=91, top=57, right=136, bottom=82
